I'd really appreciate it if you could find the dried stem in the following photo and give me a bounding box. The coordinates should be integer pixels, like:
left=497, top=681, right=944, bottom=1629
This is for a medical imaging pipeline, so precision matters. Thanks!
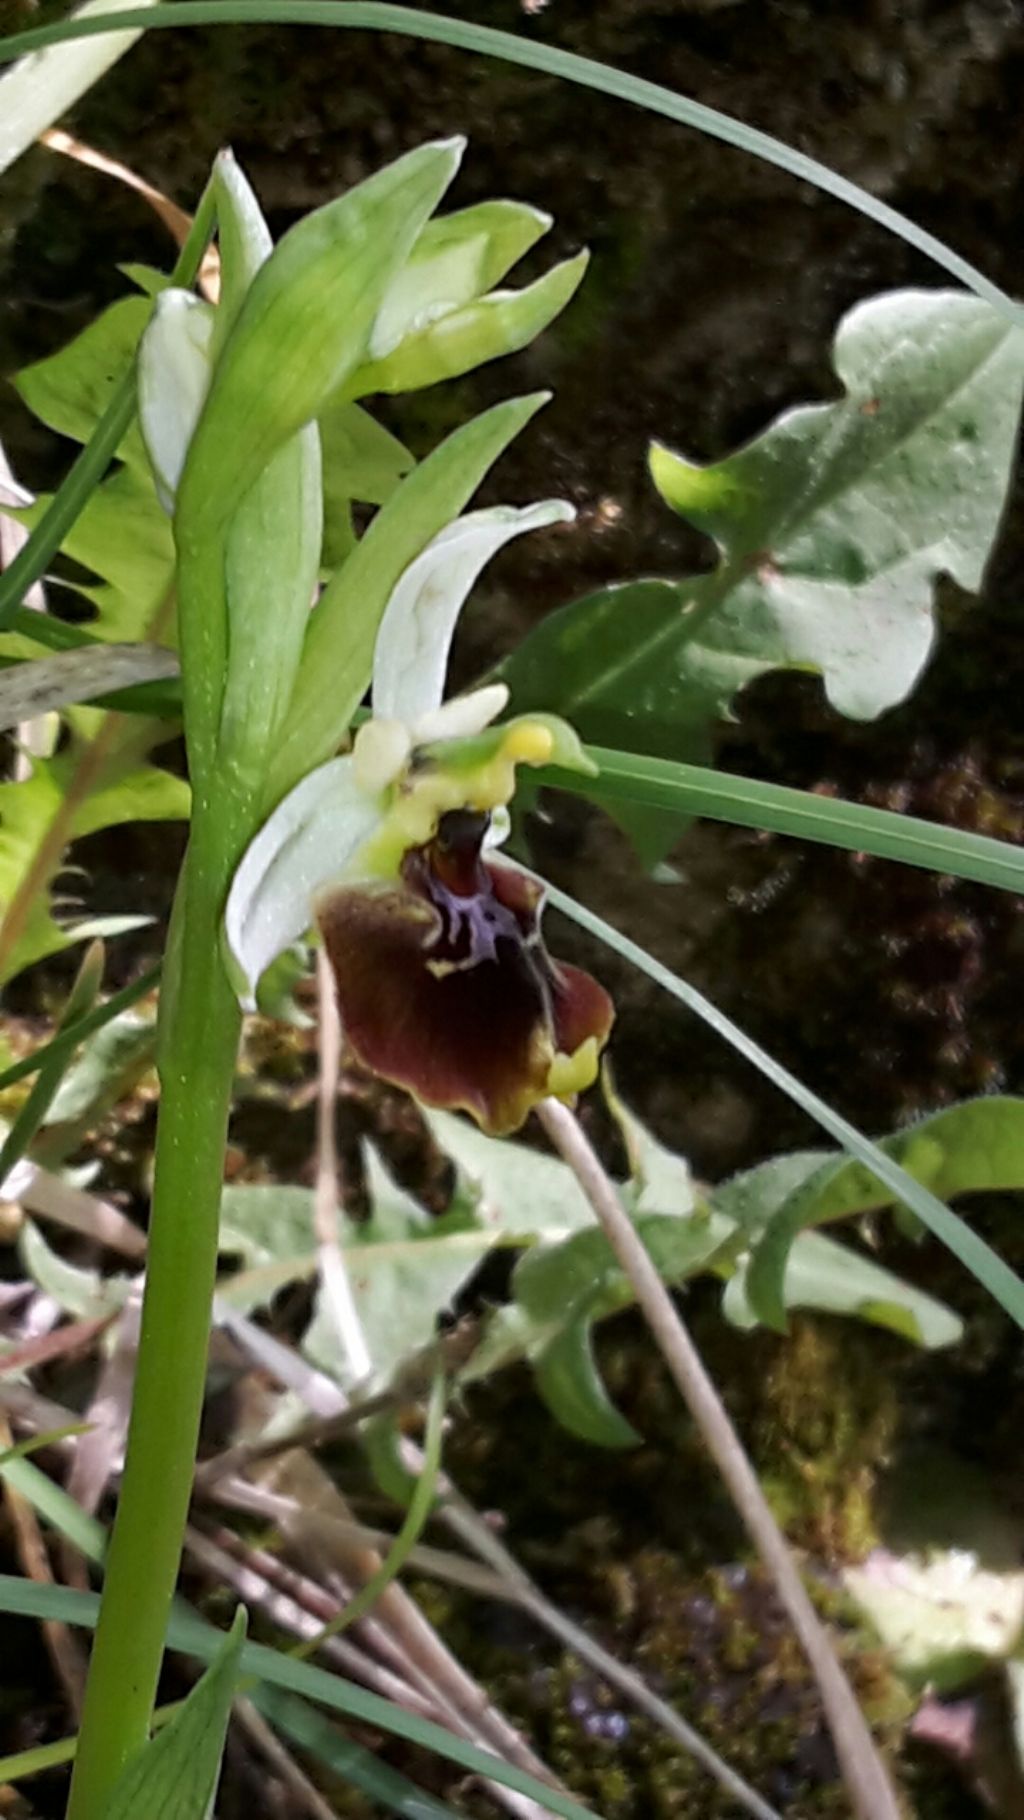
left=536, top=1097, right=901, bottom=1820
left=313, top=947, right=371, bottom=1384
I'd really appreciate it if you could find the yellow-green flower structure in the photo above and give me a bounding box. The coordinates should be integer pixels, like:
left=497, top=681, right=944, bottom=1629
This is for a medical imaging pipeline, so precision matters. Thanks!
left=224, top=502, right=613, bottom=1134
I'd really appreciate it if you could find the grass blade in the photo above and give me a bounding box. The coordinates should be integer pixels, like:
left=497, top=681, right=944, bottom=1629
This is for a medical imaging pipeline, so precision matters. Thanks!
left=537, top=872, right=1024, bottom=1329
left=0, top=1575, right=603, bottom=1820
left=0, top=5, right=1017, bottom=323
left=565, top=745, right=1024, bottom=895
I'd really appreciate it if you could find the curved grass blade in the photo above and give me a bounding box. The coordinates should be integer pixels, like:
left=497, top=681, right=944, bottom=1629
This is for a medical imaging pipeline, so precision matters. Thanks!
left=535, top=871, right=1024, bottom=1330
left=0, top=965, right=160, bottom=1095
left=0, top=4, right=1016, bottom=322
left=0, top=1575, right=604, bottom=1820
left=562, top=746, right=1024, bottom=896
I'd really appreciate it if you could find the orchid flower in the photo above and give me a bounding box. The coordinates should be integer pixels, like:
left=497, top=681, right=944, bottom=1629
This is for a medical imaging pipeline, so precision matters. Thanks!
left=224, top=499, right=613, bottom=1136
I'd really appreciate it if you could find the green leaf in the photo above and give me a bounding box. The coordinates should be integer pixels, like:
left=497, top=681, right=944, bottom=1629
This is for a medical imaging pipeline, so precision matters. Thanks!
left=39, top=1009, right=157, bottom=1162
left=15, top=296, right=150, bottom=468
left=268, top=390, right=551, bottom=803
left=355, top=250, right=589, bottom=395
left=218, top=421, right=323, bottom=778
left=220, top=1147, right=496, bottom=1391
left=18, top=1219, right=131, bottom=1321
left=99, top=1606, right=246, bottom=1820
left=178, top=137, right=464, bottom=539
left=303, top=1145, right=485, bottom=1392
left=0, top=1575, right=603, bottom=1820
left=425, top=1106, right=595, bottom=1237
left=317, top=400, right=413, bottom=568
left=0, top=455, right=184, bottom=984
left=844, top=1551, right=1024, bottom=1693
left=558, top=743, right=1024, bottom=896
left=0, top=728, right=187, bottom=983
left=535, top=1314, right=641, bottom=1449
left=722, top=1229, right=963, bottom=1348
left=738, top=1096, right=1024, bottom=1333
left=502, top=291, right=1024, bottom=762
left=249, top=1684, right=467, bottom=1820
left=365, top=198, right=552, bottom=366
left=211, top=148, right=273, bottom=355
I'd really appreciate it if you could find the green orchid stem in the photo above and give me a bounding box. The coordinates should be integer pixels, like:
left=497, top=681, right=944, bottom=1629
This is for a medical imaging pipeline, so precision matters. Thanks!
left=65, top=816, right=243, bottom=1818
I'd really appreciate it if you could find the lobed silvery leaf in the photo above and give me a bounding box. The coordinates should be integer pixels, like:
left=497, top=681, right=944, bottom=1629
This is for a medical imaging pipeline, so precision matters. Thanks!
left=372, top=499, right=575, bottom=726
left=224, top=756, right=382, bottom=1010
left=368, top=198, right=552, bottom=361
left=137, top=289, right=215, bottom=513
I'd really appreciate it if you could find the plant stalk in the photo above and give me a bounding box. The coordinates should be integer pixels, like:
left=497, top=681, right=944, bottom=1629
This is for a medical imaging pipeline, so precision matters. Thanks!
left=64, top=814, right=242, bottom=1817
left=536, top=1096, right=902, bottom=1820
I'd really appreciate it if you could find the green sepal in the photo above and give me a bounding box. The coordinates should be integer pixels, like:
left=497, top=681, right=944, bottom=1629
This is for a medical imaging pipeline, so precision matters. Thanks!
left=356, top=251, right=589, bottom=395
left=420, top=710, right=597, bottom=779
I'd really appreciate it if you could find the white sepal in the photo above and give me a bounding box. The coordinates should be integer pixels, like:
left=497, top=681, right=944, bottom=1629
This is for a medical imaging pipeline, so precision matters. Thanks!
left=225, top=757, right=383, bottom=1010
left=371, top=499, right=575, bottom=727
left=137, top=289, right=215, bottom=513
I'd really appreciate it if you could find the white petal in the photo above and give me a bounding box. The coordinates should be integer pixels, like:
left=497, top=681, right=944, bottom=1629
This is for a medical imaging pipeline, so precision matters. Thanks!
left=225, top=756, right=382, bottom=1010
left=411, top=682, right=509, bottom=745
left=137, top=289, right=215, bottom=513
left=371, top=499, right=575, bottom=726
left=352, top=717, right=412, bottom=793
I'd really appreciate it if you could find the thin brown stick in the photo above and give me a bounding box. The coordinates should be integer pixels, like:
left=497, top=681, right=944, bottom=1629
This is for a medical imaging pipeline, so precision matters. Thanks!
left=232, top=1696, right=338, bottom=1820
left=313, top=947, right=371, bottom=1383
left=0, top=1415, right=86, bottom=1717
left=536, top=1097, right=901, bottom=1820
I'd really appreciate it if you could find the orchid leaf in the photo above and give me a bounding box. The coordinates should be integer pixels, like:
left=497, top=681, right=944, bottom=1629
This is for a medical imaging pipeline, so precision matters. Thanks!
left=179, top=137, right=465, bottom=539
left=502, top=290, right=1024, bottom=768
left=218, top=420, right=323, bottom=778
left=373, top=499, right=574, bottom=726
left=356, top=251, right=589, bottom=395
left=269, top=391, right=552, bottom=803
left=99, top=1607, right=245, bottom=1820
left=736, top=1095, right=1024, bottom=1333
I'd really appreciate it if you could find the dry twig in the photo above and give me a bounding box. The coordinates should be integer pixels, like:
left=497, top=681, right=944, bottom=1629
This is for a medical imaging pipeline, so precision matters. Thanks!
left=536, top=1096, right=901, bottom=1820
